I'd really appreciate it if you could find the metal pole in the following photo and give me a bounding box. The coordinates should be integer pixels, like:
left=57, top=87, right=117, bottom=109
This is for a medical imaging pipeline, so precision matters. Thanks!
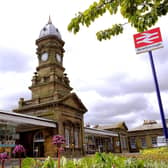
left=148, top=50, right=168, bottom=139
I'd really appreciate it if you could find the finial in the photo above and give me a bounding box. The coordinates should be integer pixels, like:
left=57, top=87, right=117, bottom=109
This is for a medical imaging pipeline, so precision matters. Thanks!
left=48, top=16, right=52, bottom=24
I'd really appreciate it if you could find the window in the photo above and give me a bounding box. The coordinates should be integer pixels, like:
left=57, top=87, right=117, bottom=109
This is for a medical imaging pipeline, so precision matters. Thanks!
left=110, top=137, right=113, bottom=150
left=141, top=137, right=147, bottom=148
left=157, top=136, right=167, bottom=147
left=84, top=135, right=88, bottom=142
left=33, top=131, right=44, bottom=142
left=152, top=137, right=157, bottom=147
left=74, top=129, right=79, bottom=148
left=120, top=136, right=127, bottom=149
left=130, top=137, right=136, bottom=149
left=65, top=128, right=70, bottom=147
left=116, top=140, right=120, bottom=146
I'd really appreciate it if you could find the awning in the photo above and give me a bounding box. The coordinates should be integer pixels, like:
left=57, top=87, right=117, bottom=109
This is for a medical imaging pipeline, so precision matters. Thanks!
left=0, top=110, right=57, bottom=128
left=84, top=127, right=118, bottom=137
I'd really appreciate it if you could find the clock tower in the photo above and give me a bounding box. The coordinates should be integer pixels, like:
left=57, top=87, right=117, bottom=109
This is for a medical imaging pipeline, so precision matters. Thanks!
left=14, top=17, right=87, bottom=157
left=31, top=17, right=72, bottom=99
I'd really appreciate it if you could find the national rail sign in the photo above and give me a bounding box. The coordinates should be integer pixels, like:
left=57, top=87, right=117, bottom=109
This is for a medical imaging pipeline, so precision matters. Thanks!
left=133, top=27, right=168, bottom=139
left=133, top=27, right=163, bottom=54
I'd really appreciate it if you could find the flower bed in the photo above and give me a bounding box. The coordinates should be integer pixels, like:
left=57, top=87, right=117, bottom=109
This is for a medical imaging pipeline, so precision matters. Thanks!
left=8, top=147, right=168, bottom=168
left=20, top=151, right=168, bottom=168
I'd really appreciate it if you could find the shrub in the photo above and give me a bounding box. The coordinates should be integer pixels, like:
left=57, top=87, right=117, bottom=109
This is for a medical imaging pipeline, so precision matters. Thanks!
left=20, top=150, right=168, bottom=168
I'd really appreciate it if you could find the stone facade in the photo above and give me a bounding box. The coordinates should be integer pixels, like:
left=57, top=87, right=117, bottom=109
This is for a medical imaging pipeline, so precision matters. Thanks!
left=13, top=19, right=87, bottom=157
left=84, top=127, right=120, bottom=154
left=128, top=120, right=165, bottom=152
left=97, top=122, right=130, bottom=153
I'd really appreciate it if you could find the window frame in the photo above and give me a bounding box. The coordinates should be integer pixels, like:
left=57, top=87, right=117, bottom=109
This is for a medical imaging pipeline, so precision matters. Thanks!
left=151, top=136, right=157, bottom=147
left=74, top=128, right=79, bottom=148
left=130, top=137, right=136, bottom=149
left=141, top=137, right=147, bottom=148
left=65, top=127, right=70, bottom=148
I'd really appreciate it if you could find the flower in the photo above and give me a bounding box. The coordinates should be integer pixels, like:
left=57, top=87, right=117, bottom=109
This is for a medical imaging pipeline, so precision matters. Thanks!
left=0, top=152, right=9, bottom=168
left=53, top=135, right=65, bottom=168
left=13, top=144, right=26, bottom=154
left=52, top=135, right=65, bottom=147
left=0, top=152, right=9, bottom=161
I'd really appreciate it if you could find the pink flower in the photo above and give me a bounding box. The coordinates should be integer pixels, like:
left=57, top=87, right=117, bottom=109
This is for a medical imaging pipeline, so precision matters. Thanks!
left=52, top=135, right=65, bottom=147
left=0, top=152, right=9, bottom=161
left=53, top=135, right=65, bottom=168
left=13, top=144, right=25, bottom=155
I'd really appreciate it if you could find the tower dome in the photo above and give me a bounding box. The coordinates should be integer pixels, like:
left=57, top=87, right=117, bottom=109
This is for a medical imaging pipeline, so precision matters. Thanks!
left=39, top=17, right=62, bottom=39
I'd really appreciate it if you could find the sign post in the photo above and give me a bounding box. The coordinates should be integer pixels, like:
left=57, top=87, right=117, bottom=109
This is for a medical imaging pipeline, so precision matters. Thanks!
left=148, top=50, right=168, bottom=139
left=133, top=27, right=168, bottom=139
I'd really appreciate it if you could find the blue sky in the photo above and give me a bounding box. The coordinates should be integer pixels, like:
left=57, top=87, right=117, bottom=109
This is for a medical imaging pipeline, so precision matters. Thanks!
left=0, top=0, right=168, bottom=129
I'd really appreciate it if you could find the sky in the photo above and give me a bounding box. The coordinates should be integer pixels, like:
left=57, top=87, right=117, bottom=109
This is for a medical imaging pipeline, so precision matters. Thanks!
left=0, top=0, right=168, bottom=129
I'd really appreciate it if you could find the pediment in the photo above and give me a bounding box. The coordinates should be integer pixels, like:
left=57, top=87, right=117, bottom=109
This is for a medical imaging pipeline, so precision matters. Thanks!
left=60, top=93, right=87, bottom=113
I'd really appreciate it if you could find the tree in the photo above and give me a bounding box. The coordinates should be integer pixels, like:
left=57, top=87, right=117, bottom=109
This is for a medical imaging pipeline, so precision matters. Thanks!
left=68, top=0, right=168, bottom=41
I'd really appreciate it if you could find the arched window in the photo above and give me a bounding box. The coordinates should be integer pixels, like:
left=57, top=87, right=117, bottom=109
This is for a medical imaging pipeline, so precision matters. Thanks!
left=33, top=131, right=44, bottom=157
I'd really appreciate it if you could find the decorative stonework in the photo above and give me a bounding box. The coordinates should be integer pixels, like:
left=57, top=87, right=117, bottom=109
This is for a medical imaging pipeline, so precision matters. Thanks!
left=13, top=19, right=87, bottom=157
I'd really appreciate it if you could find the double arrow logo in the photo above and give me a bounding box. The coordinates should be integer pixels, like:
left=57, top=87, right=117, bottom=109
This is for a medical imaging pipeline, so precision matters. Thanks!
left=136, top=32, right=159, bottom=44
left=133, top=27, right=163, bottom=54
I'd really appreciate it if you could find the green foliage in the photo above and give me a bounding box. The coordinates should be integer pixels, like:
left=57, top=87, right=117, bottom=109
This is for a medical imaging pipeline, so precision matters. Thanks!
left=42, top=156, right=55, bottom=168
left=22, top=157, right=48, bottom=168
left=140, top=146, right=168, bottom=155
left=92, top=152, right=125, bottom=167
left=22, top=158, right=36, bottom=168
left=61, top=157, right=78, bottom=168
left=139, top=147, right=168, bottom=162
left=96, top=24, right=123, bottom=41
left=125, top=158, right=144, bottom=168
left=144, top=159, right=168, bottom=168
left=20, top=151, right=168, bottom=168
left=68, top=0, right=168, bottom=41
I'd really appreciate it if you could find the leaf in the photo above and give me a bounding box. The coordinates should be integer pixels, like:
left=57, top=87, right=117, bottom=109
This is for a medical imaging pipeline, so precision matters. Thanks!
left=68, top=0, right=168, bottom=40
left=42, top=156, right=55, bottom=168
left=22, top=158, right=36, bottom=168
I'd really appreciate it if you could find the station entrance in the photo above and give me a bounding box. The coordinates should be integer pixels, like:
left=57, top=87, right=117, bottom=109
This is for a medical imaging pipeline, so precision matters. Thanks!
left=0, top=110, right=57, bottom=157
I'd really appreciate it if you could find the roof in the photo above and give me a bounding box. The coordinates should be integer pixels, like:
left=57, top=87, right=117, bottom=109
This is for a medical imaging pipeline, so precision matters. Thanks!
left=0, top=110, right=57, bottom=128
left=129, top=120, right=164, bottom=132
left=14, top=92, right=87, bottom=113
left=39, top=16, right=61, bottom=39
left=84, top=127, right=118, bottom=137
left=60, top=92, right=88, bottom=113
left=97, top=122, right=128, bottom=131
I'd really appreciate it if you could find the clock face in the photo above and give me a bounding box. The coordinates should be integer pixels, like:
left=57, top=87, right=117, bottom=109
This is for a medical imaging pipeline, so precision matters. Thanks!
left=56, top=54, right=62, bottom=63
left=41, top=52, right=48, bottom=61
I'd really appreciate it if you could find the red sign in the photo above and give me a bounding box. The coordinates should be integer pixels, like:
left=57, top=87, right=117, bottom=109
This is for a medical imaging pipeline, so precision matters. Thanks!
left=133, top=27, right=163, bottom=54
